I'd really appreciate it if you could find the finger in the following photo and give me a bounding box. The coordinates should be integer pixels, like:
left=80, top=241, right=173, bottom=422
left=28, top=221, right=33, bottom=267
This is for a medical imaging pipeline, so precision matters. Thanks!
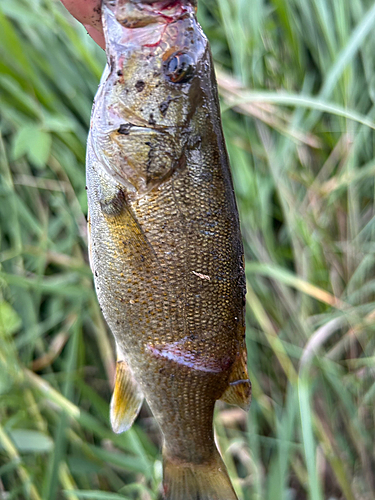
left=60, top=0, right=105, bottom=49
left=84, top=24, right=106, bottom=50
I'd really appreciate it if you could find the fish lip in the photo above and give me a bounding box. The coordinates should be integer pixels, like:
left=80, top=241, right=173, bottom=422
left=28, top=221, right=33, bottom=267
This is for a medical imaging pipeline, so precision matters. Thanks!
left=102, top=0, right=205, bottom=69
left=103, top=0, right=196, bottom=11
left=126, top=0, right=196, bottom=5
left=102, top=0, right=197, bottom=31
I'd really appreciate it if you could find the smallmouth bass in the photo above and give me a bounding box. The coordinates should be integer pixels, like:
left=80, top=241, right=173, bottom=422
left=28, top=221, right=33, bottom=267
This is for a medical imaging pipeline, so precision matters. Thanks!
left=86, top=1, right=251, bottom=498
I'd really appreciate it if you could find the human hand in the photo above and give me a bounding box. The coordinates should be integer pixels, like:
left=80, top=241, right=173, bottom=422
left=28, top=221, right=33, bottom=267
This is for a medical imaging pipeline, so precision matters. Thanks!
left=60, top=0, right=105, bottom=49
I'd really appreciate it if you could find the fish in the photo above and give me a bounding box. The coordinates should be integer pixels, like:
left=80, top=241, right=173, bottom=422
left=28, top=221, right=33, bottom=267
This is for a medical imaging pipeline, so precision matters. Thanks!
left=86, top=0, right=251, bottom=498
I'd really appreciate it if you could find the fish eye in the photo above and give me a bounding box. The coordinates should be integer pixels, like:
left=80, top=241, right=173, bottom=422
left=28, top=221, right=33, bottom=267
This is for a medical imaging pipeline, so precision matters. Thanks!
left=164, top=52, right=196, bottom=84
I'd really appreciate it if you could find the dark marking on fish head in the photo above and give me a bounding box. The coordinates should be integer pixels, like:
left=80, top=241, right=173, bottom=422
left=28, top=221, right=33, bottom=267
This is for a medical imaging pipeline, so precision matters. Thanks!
left=118, top=123, right=131, bottom=134
left=135, top=80, right=145, bottom=92
left=109, top=55, right=116, bottom=73
left=159, top=98, right=171, bottom=116
left=148, top=113, right=156, bottom=126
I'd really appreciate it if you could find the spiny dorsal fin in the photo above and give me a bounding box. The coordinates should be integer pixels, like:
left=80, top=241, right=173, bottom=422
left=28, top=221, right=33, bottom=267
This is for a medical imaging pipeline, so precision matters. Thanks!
left=220, top=349, right=251, bottom=411
left=110, top=360, right=144, bottom=433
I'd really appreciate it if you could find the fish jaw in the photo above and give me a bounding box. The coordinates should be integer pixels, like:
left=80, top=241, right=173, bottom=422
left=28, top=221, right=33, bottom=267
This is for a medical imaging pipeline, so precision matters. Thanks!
left=92, top=1, right=211, bottom=196
left=102, top=0, right=206, bottom=77
left=103, top=0, right=197, bottom=30
left=102, top=3, right=166, bottom=51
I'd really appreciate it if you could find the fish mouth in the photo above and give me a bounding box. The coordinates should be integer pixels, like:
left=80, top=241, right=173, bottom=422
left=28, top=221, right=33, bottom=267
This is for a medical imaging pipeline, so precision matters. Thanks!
left=104, top=0, right=196, bottom=8
left=102, top=0, right=202, bottom=62
left=121, top=0, right=196, bottom=6
left=103, top=0, right=197, bottom=29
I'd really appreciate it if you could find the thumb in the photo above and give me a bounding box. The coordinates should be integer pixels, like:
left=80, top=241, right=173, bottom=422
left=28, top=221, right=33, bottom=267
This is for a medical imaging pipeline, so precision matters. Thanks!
left=60, top=0, right=105, bottom=50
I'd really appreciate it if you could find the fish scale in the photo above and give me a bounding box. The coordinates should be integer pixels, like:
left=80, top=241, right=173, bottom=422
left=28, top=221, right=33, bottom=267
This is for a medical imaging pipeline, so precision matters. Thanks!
left=86, top=1, right=251, bottom=498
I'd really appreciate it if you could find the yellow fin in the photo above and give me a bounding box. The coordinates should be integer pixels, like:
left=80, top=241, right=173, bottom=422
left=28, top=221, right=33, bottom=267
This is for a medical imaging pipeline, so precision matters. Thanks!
left=163, top=449, right=238, bottom=500
left=220, top=349, right=251, bottom=411
left=110, top=360, right=144, bottom=434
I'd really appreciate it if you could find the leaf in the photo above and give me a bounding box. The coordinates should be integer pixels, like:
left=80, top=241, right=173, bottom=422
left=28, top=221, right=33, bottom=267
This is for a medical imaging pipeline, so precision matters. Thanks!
left=66, top=456, right=102, bottom=475
left=65, top=491, right=131, bottom=500
left=43, top=114, right=76, bottom=133
left=12, top=125, right=52, bottom=168
left=27, top=129, right=52, bottom=168
left=298, top=375, right=323, bottom=500
left=11, top=124, right=35, bottom=159
left=246, top=263, right=346, bottom=309
left=0, top=301, right=22, bottom=336
left=3, top=430, right=54, bottom=453
left=221, top=90, right=375, bottom=130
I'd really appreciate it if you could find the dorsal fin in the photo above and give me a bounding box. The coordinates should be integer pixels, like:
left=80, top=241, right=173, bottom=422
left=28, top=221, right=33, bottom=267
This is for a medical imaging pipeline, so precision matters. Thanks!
left=220, top=348, right=251, bottom=411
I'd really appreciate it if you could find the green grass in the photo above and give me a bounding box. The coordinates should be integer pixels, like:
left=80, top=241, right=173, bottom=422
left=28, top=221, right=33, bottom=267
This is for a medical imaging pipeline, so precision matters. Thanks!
left=1, top=0, right=375, bottom=498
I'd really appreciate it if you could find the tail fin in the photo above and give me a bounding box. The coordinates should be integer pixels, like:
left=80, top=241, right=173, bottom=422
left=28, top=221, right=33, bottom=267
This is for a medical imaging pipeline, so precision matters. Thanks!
left=163, top=449, right=238, bottom=500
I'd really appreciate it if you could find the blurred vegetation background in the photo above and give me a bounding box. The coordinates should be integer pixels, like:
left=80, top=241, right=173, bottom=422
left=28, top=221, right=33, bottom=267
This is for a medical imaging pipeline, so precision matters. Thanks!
left=1, top=0, right=375, bottom=499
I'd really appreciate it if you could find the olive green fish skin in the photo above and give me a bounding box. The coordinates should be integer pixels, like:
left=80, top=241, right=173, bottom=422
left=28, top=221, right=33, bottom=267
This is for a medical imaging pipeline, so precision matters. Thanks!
left=87, top=0, right=246, bottom=466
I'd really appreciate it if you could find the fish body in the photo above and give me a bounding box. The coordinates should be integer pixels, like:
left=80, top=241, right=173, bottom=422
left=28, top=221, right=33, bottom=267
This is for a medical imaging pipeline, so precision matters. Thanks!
left=86, top=1, right=251, bottom=498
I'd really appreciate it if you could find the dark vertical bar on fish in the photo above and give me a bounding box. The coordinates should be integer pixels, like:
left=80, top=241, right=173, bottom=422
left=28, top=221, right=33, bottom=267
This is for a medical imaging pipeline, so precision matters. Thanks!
left=86, top=0, right=251, bottom=498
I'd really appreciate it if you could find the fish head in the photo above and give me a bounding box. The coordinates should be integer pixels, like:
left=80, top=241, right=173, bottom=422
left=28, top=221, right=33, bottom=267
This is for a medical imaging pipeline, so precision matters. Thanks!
left=92, top=0, right=214, bottom=194
left=101, top=0, right=208, bottom=130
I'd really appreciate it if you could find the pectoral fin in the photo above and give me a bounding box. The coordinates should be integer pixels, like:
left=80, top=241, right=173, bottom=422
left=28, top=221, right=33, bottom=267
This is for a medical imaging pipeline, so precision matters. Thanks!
left=220, top=349, right=251, bottom=411
left=110, top=360, right=144, bottom=433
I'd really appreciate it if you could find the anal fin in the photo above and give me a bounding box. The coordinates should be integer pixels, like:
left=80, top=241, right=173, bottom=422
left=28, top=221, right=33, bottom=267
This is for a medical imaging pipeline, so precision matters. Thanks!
left=220, top=349, right=251, bottom=411
left=110, top=360, right=144, bottom=433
